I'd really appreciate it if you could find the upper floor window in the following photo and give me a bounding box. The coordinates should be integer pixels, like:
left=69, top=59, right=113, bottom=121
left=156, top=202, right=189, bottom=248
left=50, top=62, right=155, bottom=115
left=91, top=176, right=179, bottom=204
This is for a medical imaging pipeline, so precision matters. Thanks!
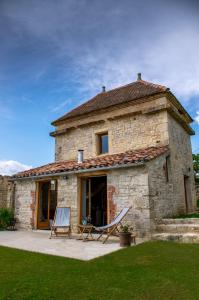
left=97, top=132, right=109, bottom=154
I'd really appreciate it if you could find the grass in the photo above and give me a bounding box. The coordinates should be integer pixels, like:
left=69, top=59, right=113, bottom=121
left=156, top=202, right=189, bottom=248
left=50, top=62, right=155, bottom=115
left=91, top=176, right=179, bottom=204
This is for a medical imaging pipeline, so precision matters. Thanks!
left=1, top=242, right=199, bottom=299
left=175, top=213, right=199, bottom=218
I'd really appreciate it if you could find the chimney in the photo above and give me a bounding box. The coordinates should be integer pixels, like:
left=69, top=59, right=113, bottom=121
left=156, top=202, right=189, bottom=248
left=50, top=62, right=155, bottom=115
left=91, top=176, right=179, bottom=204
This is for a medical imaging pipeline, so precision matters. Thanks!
left=137, top=73, right=142, bottom=81
left=77, top=150, right=84, bottom=163
left=102, top=86, right=106, bottom=92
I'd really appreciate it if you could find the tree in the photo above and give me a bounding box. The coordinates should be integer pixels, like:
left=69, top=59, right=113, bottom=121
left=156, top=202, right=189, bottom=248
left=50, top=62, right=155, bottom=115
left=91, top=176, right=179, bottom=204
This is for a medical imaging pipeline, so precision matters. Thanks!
left=193, top=154, right=199, bottom=177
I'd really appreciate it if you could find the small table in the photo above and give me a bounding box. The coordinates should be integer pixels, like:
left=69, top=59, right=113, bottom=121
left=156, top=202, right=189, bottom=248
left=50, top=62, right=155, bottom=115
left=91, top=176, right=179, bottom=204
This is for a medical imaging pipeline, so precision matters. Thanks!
left=77, top=224, right=95, bottom=241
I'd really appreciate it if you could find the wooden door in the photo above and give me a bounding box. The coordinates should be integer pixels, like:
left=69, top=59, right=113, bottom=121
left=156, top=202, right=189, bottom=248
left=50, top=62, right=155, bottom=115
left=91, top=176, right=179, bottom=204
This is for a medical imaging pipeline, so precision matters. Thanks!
left=37, top=181, right=51, bottom=229
left=81, top=178, right=91, bottom=224
left=80, top=176, right=107, bottom=226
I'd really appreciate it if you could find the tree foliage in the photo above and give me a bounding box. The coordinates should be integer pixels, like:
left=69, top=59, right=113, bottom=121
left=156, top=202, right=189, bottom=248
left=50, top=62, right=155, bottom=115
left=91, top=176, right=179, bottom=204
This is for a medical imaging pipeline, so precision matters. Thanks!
left=193, top=154, right=199, bottom=175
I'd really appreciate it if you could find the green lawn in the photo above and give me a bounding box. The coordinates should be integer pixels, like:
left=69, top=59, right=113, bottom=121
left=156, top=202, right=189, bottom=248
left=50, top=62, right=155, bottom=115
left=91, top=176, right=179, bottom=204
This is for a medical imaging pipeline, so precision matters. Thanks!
left=1, top=242, right=199, bottom=300
left=176, top=213, right=199, bottom=218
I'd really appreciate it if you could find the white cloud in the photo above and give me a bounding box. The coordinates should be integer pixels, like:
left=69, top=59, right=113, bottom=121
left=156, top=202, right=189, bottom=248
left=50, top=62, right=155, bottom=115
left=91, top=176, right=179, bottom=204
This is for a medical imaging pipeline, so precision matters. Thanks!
left=1, top=0, right=199, bottom=105
left=0, top=160, right=32, bottom=176
left=50, top=99, right=73, bottom=112
left=194, top=111, right=199, bottom=125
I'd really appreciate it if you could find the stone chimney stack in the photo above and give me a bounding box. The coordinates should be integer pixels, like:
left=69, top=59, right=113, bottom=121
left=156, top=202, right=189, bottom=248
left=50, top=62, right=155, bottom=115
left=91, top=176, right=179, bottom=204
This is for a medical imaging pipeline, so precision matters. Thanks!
left=137, top=73, right=142, bottom=81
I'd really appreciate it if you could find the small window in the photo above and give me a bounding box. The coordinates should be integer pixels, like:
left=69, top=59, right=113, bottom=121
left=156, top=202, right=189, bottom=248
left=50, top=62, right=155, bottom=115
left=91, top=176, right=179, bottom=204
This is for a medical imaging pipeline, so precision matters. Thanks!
left=98, top=132, right=109, bottom=154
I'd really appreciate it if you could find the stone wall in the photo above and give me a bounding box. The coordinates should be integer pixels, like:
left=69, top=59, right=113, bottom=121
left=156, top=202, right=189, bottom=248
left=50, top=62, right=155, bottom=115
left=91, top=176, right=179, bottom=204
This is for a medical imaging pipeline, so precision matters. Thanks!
left=107, top=166, right=151, bottom=238
left=55, top=109, right=169, bottom=161
left=13, top=167, right=153, bottom=237
left=168, top=114, right=196, bottom=213
left=57, top=176, right=79, bottom=230
left=147, top=115, right=195, bottom=223
left=148, top=154, right=176, bottom=222
left=14, top=180, right=36, bottom=229
left=53, top=166, right=152, bottom=237
left=0, top=176, right=11, bottom=209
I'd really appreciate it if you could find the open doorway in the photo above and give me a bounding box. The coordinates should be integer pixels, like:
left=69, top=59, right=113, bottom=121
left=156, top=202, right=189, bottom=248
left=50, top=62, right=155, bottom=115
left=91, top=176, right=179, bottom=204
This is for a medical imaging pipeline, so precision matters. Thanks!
left=81, top=176, right=107, bottom=227
left=37, top=180, right=57, bottom=229
left=184, top=175, right=192, bottom=213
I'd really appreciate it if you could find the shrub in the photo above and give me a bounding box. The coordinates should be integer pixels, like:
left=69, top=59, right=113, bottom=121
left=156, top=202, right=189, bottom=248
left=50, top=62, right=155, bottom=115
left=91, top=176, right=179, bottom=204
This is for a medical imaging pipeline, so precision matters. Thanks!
left=120, top=224, right=133, bottom=233
left=0, top=208, right=14, bottom=230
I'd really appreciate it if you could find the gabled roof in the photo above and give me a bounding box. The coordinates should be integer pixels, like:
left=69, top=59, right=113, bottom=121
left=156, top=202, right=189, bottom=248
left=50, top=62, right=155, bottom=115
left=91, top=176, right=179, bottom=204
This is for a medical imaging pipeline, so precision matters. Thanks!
left=13, top=145, right=169, bottom=179
left=52, top=79, right=168, bottom=125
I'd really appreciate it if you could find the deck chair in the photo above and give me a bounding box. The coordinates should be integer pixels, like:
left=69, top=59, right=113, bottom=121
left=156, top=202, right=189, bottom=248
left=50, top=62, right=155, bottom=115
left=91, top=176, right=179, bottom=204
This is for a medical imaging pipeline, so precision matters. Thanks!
left=94, top=206, right=132, bottom=244
left=50, top=207, right=71, bottom=239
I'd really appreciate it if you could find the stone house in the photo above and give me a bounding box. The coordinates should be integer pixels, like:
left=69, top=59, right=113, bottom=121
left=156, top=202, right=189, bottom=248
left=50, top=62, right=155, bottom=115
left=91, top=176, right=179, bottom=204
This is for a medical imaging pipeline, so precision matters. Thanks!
left=12, top=74, right=195, bottom=237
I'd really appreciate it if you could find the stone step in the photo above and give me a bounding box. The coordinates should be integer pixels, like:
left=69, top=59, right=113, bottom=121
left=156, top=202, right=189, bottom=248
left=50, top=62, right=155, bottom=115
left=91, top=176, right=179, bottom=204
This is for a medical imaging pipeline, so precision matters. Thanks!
left=160, top=218, right=199, bottom=225
left=152, top=232, right=199, bottom=243
left=156, top=224, right=199, bottom=233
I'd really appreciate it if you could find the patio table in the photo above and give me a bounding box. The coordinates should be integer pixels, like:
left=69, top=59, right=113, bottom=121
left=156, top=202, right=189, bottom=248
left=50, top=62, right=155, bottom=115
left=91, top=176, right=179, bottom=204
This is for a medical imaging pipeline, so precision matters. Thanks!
left=77, top=224, right=95, bottom=241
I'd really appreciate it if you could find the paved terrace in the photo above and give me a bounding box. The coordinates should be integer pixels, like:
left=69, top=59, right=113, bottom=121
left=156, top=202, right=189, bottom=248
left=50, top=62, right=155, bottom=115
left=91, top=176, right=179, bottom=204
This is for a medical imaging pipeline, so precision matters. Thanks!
left=0, top=230, right=145, bottom=260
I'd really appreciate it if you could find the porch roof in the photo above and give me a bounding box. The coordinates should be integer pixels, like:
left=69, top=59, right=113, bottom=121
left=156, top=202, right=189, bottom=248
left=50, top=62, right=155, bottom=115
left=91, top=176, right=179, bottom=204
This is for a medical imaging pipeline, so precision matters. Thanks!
left=13, top=145, right=169, bottom=179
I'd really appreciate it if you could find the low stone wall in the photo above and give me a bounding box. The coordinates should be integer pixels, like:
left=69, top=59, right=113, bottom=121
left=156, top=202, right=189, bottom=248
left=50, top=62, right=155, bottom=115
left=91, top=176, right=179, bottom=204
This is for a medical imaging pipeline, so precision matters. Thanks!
left=0, top=175, right=12, bottom=209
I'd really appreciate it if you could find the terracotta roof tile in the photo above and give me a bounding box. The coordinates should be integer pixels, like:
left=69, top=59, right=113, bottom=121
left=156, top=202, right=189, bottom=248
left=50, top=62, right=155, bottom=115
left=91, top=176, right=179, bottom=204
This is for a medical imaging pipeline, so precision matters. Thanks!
left=52, top=80, right=168, bottom=124
left=13, top=146, right=169, bottom=179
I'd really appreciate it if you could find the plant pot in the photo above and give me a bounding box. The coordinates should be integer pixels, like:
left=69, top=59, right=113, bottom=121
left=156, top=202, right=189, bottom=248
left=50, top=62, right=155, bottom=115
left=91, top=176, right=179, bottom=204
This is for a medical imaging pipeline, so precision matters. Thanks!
left=119, top=232, right=132, bottom=247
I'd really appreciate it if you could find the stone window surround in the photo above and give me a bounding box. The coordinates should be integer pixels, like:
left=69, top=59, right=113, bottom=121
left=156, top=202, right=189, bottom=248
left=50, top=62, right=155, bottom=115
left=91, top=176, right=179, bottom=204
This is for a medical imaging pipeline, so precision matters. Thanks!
left=93, top=128, right=111, bottom=157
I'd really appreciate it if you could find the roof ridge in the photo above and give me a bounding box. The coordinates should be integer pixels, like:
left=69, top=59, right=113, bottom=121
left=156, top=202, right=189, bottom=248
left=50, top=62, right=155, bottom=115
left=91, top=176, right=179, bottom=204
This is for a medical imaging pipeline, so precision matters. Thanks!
left=52, top=79, right=169, bottom=125
left=138, top=79, right=168, bottom=91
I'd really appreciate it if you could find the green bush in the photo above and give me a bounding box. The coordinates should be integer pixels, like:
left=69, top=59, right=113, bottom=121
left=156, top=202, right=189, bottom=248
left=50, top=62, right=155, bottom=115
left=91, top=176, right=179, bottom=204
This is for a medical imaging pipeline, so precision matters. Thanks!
left=0, top=208, right=14, bottom=230
left=197, top=198, right=199, bottom=208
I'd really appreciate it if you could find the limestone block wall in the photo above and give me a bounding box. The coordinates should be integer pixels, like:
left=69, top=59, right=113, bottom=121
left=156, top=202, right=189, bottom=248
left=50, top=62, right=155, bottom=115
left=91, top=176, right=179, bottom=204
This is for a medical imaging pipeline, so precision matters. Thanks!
left=168, top=115, right=196, bottom=212
left=148, top=155, right=176, bottom=221
left=0, top=176, right=11, bottom=209
left=107, top=166, right=151, bottom=238
left=57, top=176, right=79, bottom=230
left=14, top=180, right=36, bottom=229
left=55, top=110, right=169, bottom=161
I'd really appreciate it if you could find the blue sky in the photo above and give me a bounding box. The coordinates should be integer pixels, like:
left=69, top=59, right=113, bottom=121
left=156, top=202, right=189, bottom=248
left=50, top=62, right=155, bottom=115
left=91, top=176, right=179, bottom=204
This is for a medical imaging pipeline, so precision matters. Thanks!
left=0, top=0, right=199, bottom=174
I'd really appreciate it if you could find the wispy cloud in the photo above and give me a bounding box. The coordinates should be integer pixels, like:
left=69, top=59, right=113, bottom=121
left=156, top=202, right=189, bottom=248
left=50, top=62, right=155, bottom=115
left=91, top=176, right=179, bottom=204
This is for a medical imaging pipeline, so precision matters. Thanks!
left=0, top=160, right=32, bottom=176
left=0, top=0, right=199, bottom=165
left=50, top=99, right=73, bottom=112
left=1, top=0, right=199, bottom=103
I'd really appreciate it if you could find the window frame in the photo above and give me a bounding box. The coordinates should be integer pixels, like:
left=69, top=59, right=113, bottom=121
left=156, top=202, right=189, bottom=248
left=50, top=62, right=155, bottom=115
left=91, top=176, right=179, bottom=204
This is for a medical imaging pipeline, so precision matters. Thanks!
left=97, top=131, right=109, bottom=155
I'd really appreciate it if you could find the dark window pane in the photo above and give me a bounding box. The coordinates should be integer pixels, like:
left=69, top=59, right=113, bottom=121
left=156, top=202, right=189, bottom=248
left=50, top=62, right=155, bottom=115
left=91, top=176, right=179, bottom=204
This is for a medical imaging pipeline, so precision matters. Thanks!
left=100, top=134, right=108, bottom=154
left=39, top=182, right=49, bottom=222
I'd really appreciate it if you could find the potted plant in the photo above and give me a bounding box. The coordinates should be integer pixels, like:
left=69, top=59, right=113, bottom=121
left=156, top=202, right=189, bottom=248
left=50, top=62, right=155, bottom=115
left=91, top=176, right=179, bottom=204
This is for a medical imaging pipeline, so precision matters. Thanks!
left=119, top=224, right=133, bottom=247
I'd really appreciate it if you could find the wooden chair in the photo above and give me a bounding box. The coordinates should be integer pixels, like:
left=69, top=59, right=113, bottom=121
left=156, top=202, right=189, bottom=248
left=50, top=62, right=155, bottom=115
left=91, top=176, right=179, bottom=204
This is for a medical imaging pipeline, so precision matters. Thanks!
left=94, top=206, right=132, bottom=244
left=50, top=207, right=71, bottom=239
